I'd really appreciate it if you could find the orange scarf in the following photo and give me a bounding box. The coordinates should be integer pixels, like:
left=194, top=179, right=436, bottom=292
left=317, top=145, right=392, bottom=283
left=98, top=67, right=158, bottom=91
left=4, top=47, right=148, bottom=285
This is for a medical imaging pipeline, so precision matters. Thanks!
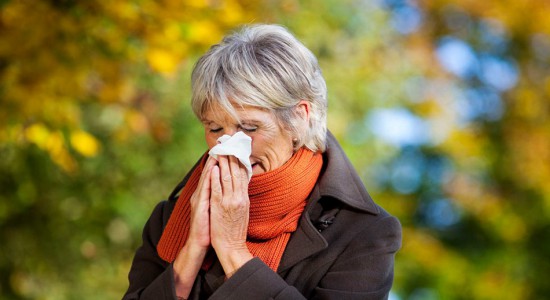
left=157, top=148, right=323, bottom=271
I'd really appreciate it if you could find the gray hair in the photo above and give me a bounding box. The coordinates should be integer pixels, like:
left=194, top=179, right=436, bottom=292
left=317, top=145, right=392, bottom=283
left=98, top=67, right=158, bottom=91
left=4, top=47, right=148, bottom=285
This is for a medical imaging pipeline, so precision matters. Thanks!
left=191, top=24, right=327, bottom=152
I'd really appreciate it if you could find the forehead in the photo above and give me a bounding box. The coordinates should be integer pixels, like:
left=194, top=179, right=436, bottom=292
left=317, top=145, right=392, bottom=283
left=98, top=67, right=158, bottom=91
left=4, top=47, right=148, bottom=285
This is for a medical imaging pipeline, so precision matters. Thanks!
left=201, top=104, right=272, bottom=124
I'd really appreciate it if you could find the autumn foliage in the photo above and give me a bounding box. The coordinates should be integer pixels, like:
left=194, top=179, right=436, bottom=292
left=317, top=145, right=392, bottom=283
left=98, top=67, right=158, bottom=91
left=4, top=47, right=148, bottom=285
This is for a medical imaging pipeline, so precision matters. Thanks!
left=1, top=0, right=549, bottom=299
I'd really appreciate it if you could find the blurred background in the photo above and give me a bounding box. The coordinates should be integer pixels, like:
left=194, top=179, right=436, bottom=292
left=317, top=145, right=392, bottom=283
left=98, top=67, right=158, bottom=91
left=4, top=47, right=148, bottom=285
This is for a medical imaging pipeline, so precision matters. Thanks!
left=1, top=0, right=549, bottom=299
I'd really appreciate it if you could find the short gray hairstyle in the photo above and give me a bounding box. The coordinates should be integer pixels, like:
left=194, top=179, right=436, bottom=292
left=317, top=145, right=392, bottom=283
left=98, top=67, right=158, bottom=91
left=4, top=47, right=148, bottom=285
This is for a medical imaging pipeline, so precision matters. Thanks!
left=191, top=24, right=328, bottom=152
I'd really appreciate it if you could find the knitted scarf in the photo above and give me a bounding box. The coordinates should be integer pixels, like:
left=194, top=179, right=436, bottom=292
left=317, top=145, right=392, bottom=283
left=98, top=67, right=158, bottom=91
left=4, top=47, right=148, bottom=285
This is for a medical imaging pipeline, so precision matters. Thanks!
left=157, top=148, right=323, bottom=271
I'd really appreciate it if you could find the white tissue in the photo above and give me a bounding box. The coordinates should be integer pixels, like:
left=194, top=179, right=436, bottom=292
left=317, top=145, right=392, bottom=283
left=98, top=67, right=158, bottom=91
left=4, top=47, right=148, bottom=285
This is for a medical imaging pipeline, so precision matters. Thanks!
left=208, top=131, right=253, bottom=181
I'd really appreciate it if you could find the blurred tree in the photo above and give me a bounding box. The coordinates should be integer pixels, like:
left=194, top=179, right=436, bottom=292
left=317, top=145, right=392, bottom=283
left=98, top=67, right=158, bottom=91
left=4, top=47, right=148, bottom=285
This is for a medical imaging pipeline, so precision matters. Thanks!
left=0, top=0, right=256, bottom=171
left=258, top=1, right=550, bottom=299
left=2, top=0, right=549, bottom=299
left=373, top=1, right=550, bottom=299
left=0, top=0, right=260, bottom=299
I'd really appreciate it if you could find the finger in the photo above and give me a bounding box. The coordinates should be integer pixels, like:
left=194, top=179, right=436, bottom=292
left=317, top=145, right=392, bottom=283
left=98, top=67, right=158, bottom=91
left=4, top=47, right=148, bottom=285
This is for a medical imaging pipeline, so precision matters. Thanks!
left=228, top=155, right=243, bottom=191
left=195, top=157, right=216, bottom=198
left=218, top=155, right=232, bottom=195
left=238, top=160, right=249, bottom=195
left=198, top=156, right=216, bottom=187
left=210, top=165, right=222, bottom=203
left=228, top=156, right=248, bottom=195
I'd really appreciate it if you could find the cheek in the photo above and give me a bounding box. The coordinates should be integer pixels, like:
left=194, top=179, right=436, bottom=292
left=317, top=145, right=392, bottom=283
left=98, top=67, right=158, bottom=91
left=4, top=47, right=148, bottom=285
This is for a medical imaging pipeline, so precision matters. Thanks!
left=250, top=136, right=267, bottom=155
left=205, top=134, right=218, bottom=149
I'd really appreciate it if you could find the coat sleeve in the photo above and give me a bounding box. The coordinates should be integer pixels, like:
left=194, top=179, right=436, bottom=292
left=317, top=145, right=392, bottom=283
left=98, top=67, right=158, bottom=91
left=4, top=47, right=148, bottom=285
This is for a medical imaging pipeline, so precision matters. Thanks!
left=122, top=201, right=178, bottom=300
left=209, top=215, right=402, bottom=300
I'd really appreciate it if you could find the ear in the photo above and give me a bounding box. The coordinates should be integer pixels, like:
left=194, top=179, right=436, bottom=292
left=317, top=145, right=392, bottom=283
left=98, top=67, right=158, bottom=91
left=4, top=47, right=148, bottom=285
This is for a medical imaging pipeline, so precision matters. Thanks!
left=295, top=100, right=311, bottom=123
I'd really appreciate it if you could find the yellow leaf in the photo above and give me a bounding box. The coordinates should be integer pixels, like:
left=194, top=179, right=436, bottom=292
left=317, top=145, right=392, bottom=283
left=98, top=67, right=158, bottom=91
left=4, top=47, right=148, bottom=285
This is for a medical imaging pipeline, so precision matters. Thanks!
left=146, top=48, right=180, bottom=75
left=188, top=20, right=222, bottom=45
left=184, top=0, right=209, bottom=9
left=48, top=131, right=77, bottom=173
left=25, top=124, right=50, bottom=148
left=220, top=0, right=246, bottom=25
left=70, top=130, right=100, bottom=157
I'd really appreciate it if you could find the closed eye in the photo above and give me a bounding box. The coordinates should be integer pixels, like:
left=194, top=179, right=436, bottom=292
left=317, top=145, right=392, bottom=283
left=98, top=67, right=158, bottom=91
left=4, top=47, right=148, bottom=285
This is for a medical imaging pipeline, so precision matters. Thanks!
left=240, top=126, right=257, bottom=133
left=210, top=128, right=223, bottom=133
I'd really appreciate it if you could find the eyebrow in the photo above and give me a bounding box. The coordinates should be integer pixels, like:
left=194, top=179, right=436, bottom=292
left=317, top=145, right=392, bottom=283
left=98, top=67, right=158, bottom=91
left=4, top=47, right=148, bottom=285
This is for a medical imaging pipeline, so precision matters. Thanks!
left=240, top=119, right=261, bottom=125
left=201, top=118, right=262, bottom=126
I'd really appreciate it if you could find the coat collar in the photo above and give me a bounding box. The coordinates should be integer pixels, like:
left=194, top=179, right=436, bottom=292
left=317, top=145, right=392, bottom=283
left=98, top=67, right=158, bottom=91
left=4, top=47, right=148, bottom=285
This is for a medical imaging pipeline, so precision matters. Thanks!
left=278, top=131, right=379, bottom=272
left=318, top=131, right=379, bottom=214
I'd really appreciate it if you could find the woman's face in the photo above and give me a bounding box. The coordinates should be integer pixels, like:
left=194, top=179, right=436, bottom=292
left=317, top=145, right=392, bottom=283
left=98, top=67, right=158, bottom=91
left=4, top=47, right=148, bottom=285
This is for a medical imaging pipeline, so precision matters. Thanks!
left=202, top=106, right=294, bottom=175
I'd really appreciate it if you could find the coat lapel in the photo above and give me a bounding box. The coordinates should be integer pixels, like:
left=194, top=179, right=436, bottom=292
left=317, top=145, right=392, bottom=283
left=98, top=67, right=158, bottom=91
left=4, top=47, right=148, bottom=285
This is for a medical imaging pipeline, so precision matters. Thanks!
left=277, top=185, right=328, bottom=273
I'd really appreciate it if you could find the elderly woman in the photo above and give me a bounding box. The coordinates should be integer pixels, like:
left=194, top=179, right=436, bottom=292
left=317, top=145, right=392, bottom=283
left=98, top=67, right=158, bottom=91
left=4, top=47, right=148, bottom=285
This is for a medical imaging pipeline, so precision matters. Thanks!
left=123, top=24, right=401, bottom=300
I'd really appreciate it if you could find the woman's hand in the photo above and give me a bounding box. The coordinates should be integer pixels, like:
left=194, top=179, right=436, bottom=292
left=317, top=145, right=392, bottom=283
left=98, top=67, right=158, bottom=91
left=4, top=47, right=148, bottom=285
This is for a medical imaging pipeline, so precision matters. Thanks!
left=186, top=156, right=217, bottom=250
left=173, top=156, right=217, bottom=298
left=209, top=155, right=254, bottom=278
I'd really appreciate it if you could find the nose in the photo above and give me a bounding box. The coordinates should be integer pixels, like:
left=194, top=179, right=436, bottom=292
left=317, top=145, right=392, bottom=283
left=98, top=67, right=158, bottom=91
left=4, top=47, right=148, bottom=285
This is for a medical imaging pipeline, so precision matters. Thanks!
left=223, top=127, right=238, bottom=136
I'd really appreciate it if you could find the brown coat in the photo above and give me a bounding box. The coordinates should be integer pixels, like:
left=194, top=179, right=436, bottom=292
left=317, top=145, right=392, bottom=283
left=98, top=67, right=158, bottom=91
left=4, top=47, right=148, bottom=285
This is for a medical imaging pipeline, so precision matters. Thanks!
left=123, top=132, right=402, bottom=299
